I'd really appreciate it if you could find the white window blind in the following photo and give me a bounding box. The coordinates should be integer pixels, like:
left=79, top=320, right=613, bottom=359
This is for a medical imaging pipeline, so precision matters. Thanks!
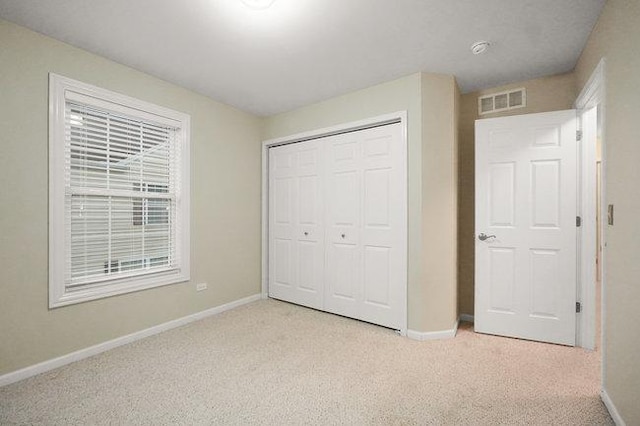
left=49, top=74, right=190, bottom=307
left=66, top=102, right=179, bottom=287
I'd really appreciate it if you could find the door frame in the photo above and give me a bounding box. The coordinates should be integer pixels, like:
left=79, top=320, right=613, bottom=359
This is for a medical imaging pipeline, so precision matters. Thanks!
left=574, top=58, right=606, bottom=351
left=260, top=111, right=409, bottom=335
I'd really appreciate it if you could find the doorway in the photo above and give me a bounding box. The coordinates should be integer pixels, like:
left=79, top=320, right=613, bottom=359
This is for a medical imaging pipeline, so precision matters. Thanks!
left=474, top=61, right=605, bottom=350
left=261, top=112, right=409, bottom=335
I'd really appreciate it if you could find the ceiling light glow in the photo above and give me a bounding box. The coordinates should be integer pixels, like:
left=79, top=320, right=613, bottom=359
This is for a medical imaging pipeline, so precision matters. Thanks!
left=240, top=0, right=276, bottom=10
left=471, top=41, right=490, bottom=55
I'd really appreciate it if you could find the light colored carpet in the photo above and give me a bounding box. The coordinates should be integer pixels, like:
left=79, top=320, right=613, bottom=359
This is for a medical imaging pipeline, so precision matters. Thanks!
left=0, top=299, right=612, bottom=425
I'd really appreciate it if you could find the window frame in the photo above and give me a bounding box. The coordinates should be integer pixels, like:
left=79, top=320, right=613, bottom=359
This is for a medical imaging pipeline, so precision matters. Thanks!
left=49, top=73, right=190, bottom=308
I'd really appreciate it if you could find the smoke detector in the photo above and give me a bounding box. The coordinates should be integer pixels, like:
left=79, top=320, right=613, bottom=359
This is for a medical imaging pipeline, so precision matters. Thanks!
left=471, top=41, right=490, bottom=55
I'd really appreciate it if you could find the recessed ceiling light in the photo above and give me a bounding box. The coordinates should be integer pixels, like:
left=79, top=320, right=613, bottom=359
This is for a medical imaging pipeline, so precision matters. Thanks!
left=240, top=0, right=276, bottom=10
left=471, top=41, right=490, bottom=55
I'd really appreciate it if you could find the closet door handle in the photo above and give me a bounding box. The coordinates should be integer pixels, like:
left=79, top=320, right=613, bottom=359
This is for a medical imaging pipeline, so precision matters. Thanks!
left=304, top=231, right=308, bottom=236
left=341, top=233, right=346, bottom=239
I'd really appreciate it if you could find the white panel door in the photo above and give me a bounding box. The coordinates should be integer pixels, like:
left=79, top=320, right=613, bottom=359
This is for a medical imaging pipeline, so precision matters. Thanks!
left=324, top=131, right=361, bottom=316
left=268, top=140, right=324, bottom=309
left=475, top=110, right=577, bottom=346
left=325, top=123, right=406, bottom=330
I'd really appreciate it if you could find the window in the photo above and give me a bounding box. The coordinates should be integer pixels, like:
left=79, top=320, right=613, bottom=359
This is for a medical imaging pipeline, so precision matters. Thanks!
left=49, top=74, right=190, bottom=307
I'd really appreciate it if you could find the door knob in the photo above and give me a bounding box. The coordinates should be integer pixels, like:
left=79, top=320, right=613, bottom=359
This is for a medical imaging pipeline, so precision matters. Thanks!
left=478, top=233, right=496, bottom=241
left=341, top=233, right=346, bottom=239
left=304, top=231, right=308, bottom=236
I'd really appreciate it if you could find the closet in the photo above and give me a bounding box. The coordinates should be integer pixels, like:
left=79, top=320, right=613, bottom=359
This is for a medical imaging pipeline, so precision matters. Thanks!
left=268, top=122, right=406, bottom=330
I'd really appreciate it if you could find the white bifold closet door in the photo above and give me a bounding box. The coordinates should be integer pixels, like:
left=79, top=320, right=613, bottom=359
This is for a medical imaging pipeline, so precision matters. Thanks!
left=268, top=139, right=325, bottom=310
left=268, top=123, right=405, bottom=330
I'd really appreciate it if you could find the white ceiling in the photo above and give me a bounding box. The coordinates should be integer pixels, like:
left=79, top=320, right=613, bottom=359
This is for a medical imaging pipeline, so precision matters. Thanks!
left=0, top=0, right=605, bottom=116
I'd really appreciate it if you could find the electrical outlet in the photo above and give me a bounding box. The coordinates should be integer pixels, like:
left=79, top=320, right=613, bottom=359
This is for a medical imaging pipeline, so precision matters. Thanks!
left=196, top=282, right=208, bottom=292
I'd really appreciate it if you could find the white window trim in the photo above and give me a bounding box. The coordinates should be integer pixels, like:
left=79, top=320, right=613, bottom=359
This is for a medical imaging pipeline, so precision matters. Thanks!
left=49, top=73, right=191, bottom=308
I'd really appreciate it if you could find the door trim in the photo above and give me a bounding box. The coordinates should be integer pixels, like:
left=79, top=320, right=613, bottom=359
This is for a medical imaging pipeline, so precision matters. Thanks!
left=261, top=111, right=409, bottom=336
left=574, top=58, right=606, bottom=352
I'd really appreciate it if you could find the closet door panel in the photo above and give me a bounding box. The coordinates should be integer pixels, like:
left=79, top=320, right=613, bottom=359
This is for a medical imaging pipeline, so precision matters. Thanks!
left=269, top=145, right=297, bottom=300
left=268, top=142, right=324, bottom=309
left=359, top=124, right=403, bottom=328
left=294, top=142, right=324, bottom=306
left=325, top=133, right=362, bottom=317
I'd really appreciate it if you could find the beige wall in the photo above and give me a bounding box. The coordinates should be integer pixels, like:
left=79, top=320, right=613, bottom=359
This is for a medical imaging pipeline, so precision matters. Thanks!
left=457, top=73, right=577, bottom=315
left=264, top=72, right=459, bottom=332
left=420, top=74, right=459, bottom=330
left=574, top=1, right=640, bottom=423
left=0, top=19, right=262, bottom=375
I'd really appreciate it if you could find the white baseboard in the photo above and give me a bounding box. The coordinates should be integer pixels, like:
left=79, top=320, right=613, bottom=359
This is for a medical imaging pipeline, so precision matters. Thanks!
left=407, top=319, right=459, bottom=341
left=0, top=293, right=262, bottom=387
left=601, top=388, right=626, bottom=426
left=459, top=314, right=474, bottom=323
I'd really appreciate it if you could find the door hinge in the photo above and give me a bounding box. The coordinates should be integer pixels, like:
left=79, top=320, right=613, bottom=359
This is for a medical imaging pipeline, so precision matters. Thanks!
left=576, top=216, right=582, bottom=227
left=576, top=130, right=582, bottom=141
left=576, top=302, right=582, bottom=313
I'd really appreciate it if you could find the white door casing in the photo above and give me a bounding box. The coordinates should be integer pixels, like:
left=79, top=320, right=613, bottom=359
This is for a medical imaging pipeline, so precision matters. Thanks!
left=267, top=119, right=406, bottom=331
left=475, top=110, right=578, bottom=346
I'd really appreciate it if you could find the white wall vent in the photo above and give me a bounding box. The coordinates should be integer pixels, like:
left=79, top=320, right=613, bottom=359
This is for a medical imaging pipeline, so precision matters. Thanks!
left=478, top=88, right=526, bottom=115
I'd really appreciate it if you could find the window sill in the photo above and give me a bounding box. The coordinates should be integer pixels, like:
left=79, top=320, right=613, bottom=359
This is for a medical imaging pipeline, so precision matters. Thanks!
left=49, top=269, right=190, bottom=308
